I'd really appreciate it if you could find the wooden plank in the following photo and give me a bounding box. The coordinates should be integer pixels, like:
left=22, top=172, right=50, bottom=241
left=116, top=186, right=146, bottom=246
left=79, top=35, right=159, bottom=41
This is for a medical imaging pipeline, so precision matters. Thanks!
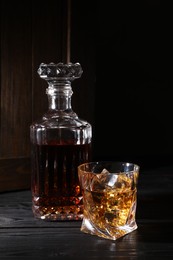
left=0, top=158, right=31, bottom=192
left=0, top=0, right=70, bottom=192
left=0, top=179, right=173, bottom=259
left=0, top=190, right=82, bottom=228
left=70, top=0, right=96, bottom=133
left=31, top=0, right=69, bottom=122
left=0, top=223, right=173, bottom=259
left=0, top=0, right=32, bottom=158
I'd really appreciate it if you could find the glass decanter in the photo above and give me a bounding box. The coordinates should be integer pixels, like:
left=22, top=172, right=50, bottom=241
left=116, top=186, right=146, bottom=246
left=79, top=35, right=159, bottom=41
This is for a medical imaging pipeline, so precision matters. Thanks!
left=30, top=62, right=92, bottom=221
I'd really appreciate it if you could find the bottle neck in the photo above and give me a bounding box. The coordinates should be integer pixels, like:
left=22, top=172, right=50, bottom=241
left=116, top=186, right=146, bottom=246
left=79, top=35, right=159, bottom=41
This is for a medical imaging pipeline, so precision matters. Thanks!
left=46, top=82, right=74, bottom=113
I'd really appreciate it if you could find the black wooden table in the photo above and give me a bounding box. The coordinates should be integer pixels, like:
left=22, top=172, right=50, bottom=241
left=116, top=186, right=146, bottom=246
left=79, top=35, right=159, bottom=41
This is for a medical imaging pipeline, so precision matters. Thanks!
left=0, top=166, right=173, bottom=259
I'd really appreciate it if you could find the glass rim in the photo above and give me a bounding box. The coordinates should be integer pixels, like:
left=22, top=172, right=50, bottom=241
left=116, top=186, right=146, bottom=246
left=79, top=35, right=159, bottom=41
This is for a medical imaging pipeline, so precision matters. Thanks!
left=78, top=161, right=140, bottom=173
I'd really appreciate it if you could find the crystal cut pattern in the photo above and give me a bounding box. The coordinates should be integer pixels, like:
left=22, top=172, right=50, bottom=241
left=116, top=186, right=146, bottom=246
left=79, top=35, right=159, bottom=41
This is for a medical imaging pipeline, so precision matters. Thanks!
left=37, top=62, right=83, bottom=81
left=30, top=62, right=92, bottom=221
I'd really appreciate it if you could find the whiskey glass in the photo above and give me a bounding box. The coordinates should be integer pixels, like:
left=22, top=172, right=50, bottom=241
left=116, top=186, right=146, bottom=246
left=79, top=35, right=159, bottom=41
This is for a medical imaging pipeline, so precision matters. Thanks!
left=78, top=161, right=140, bottom=240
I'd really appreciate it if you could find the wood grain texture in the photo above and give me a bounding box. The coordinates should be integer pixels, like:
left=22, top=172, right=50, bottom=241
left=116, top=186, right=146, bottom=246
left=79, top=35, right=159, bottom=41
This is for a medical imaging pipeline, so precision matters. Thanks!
left=0, top=169, right=173, bottom=260
left=31, top=0, right=68, bottom=122
left=0, top=0, right=32, bottom=158
left=0, top=0, right=70, bottom=192
left=0, top=158, right=31, bottom=192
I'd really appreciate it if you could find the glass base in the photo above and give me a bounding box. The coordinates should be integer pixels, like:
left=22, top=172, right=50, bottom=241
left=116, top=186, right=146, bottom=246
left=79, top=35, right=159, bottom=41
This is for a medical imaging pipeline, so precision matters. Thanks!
left=32, top=204, right=84, bottom=221
left=80, top=218, right=138, bottom=240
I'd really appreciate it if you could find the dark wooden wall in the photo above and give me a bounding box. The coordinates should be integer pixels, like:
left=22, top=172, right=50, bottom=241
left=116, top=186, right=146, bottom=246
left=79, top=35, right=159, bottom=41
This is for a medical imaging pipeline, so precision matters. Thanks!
left=0, top=0, right=64, bottom=191
left=1, top=0, right=173, bottom=192
left=0, top=0, right=96, bottom=192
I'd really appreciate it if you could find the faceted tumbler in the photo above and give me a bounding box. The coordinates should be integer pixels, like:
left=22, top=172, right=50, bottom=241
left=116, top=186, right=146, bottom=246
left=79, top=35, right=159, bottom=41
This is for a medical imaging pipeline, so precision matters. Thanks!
left=78, top=161, right=140, bottom=240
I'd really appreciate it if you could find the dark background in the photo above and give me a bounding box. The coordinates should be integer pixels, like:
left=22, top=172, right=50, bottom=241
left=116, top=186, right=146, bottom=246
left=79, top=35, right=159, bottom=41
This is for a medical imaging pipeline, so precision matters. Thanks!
left=0, top=0, right=173, bottom=192
left=94, top=1, right=173, bottom=169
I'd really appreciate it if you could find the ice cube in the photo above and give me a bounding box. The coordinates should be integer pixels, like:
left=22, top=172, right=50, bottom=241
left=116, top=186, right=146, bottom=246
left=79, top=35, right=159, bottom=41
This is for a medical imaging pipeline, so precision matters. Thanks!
left=107, top=174, right=119, bottom=187
left=117, top=174, right=132, bottom=189
left=98, top=168, right=119, bottom=188
left=90, top=168, right=119, bottom=191
left=90, top=175, right=104, bottom=192
left=90, top=168, right=109, bottom=191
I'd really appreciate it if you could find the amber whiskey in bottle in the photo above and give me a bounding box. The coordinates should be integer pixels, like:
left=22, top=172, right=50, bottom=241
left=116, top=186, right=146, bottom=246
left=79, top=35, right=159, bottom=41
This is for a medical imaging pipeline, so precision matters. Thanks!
left=30, top=62, right=92, bottom=221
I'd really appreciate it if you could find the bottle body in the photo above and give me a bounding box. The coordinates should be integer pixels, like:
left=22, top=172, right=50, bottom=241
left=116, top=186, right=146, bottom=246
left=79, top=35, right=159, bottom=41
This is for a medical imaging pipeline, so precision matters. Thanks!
left=30, top=119, right=92, bottom=220
left=30, top=62, right=92, bottom=221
